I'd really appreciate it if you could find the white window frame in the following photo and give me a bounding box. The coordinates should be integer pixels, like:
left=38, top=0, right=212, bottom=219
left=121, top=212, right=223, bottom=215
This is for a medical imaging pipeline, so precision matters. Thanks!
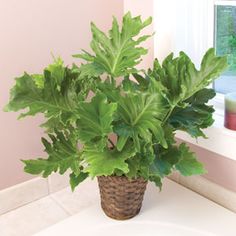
left=154, top=0, right=236, bottom=160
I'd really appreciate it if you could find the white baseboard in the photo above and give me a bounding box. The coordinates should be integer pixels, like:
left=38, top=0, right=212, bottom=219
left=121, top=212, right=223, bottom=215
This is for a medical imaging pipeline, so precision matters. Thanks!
left=0, top=177, right=48, bottom=215
left=169, top=174, right=236, bottom=213
left=0, top=173, right=70, bottom=216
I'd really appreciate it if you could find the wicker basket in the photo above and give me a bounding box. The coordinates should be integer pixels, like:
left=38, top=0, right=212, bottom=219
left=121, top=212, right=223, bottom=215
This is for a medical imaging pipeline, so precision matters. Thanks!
left=97, top=176, right=148, bottom=220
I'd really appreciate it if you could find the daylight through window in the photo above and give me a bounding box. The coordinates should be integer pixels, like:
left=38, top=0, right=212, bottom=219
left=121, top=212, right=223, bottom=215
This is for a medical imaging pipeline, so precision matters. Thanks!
left=214, top=2, right=236, bottom=94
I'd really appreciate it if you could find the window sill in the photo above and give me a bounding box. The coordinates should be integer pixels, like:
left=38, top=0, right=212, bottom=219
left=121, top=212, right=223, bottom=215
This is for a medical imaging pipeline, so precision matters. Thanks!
left=176, top=94, right=236, bottom=161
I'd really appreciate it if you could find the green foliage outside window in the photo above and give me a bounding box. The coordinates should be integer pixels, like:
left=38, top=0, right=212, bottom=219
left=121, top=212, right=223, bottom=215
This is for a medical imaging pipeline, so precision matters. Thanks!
left=216, top=5, right=236, bottom=72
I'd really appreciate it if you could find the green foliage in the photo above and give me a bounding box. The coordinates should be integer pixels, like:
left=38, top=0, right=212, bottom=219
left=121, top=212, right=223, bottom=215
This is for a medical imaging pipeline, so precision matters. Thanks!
left=5, top=12, right=227, bottom=191
left=98, top=79, right=169, bottom=151
left=149, top=49, right=228, bottom=106
left=73, top=12, right=152, bottom=78
left=82, top=143, right=136, bottom=178
left=151, top=145, right=180, bottom=178
left=216, top=5, right=236, bottom=72
left=4, top=58, right=92, bottom=132
left=169, top=88, right=216, bottom=138
left=76, top=93, right=117, bottom=150
left=175, top=143, right=206, bottom=176
left=145, top=49, right=227, bottom=138
left=22, top=131, right=81, bottom=178
left=148, top=142, right=206, bottom=188
left=70, top=172, right=88, bottom=191
left=125, top=143, right=155, bottom=180
left=114, top=91, right=168, bottom=151
left=6, top=59, right=70, bottom=117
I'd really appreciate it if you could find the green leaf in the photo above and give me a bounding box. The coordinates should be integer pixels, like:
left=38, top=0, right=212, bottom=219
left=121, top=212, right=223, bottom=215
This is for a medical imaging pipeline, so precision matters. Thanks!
left=175, top=143, right=207, bottom=176
left=186, top=88, right=216, bottom=105
left=149, top=48, right=228, bottom=106
left=5, top=61, right=67, bottom=116
left=169, top=88, right=216, bottom=138
left=149, top=175, right=162, bottom=189
left=70, top=172, right=88, bottom=191
left=4, top=59, right=84, bottom=132
left=22, top=131, right=80, bottom=178
left=132, top=73, right=149, bottom=89
left=74, top=12, right=152, bottom=77
left=151, top=145, right=180, bottom=178
left=124, top=142, right=155, bottom=179
left=124, top=156, right=141, bottom=179
left=76, top=93, right=117, bottom=149
left=4, top=59, right=97, bottom=133
left=77, top=63, right=105, bottom=78
left=82, top=144, right=136, bottom=178
left=99, top=80, right=168, bottom=151
left=47, top=57, right=65, bottom=84
left=122, top=75, right=139, bottom=92
left=114, top=91, right=168, bottom=151
left=32, top=74, right=44, bottom=89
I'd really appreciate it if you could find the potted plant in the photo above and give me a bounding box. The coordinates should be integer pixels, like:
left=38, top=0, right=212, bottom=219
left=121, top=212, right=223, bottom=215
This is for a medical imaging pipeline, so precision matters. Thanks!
left=5, top=12, right=227, bottom=220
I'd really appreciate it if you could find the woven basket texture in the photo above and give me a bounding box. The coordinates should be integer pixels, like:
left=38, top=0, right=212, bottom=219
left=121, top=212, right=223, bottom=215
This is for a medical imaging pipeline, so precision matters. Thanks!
left=97, top=176, right=148, bottom=220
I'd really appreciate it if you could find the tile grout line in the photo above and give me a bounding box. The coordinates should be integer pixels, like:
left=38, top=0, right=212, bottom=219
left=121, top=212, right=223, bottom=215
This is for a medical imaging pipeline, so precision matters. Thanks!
left=0, top=177, right=49, bottom=216
left=46, top=177, right=50, bottom=196
left=0, top=194, right=49, bottom=217
left=49, top=194, right=72, bottom=216
left=0, top=174, right=69, bottom=216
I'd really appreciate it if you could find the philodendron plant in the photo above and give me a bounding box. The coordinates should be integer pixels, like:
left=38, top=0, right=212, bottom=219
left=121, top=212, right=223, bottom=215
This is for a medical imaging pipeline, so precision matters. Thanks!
left=5, top=12, right=227, bottom=191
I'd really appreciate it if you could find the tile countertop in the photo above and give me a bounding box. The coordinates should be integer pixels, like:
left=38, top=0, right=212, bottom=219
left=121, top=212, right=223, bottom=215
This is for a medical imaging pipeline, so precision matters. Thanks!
left=34, top=179, right=236, bottom=236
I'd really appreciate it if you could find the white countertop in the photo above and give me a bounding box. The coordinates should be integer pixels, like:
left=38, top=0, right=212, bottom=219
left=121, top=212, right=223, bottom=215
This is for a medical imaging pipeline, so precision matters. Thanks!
left=34, top=179, right=236, bottom=236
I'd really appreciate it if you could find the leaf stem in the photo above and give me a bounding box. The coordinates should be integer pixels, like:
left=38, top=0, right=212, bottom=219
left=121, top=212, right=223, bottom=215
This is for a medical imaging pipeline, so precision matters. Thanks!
left=162, top=105, right=175, bottom=125
left=110, top=76, right=115, bottom=86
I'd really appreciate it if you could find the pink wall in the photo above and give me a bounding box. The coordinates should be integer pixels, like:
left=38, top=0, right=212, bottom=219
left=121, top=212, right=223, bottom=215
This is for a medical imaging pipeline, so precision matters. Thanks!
left=0, top=0, right=124, bottom=190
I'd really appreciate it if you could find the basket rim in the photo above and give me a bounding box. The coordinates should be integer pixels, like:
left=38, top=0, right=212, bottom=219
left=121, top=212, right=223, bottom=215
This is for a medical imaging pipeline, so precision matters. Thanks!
left=97, top=175, right=147, bottom=181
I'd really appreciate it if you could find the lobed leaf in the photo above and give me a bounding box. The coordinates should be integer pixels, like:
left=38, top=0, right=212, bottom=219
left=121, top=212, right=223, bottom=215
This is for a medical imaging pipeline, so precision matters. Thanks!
left=82, top=143, right=136, bottom=178
left=150, top=145, right=180, bottom=178
left=175, top=143, right=207, bottom=176
left=22, top=131, right=80, bottom=178
left=76, top=93, right=117, bottom=150
left=4, top=59, right=85, bottom=132
left=169, top=88, right=216, bottom=138
left=73, top=12, right=152, bottom=78
left=114, top=91, right=168, bottom=151
left=149, top=48, right=228, bottom=106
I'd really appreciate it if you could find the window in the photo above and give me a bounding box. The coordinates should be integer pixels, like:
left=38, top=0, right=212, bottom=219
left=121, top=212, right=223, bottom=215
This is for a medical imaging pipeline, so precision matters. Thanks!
left=154, top=0, right=214, bottom=68
left=214, top=1, right=236, bottom=94
left=154, top=0, right=236, bottom=95
left=154, top=0, right=236, bottom=158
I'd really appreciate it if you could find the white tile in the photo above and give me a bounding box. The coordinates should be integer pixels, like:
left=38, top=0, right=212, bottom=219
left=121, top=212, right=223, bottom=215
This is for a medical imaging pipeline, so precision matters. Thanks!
left=0, top=196, right=68, bottom=236
left=34, top=179, right=236, bottom=236
left=51, top=179, right=99, bottom=215
left=179, top=175, right=236, bottom=213
left=0, top=177, right=48, bottom=215
left=48, top=172, right=70, bottom=193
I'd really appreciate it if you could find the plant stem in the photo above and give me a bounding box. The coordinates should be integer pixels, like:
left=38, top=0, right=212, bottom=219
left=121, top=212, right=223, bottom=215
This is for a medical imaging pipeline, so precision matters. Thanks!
left=109, top=76, right=115, bottom=86
left=108, top=138, right=115, bottom=148
left=162, top=105, right=175, bottom=125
